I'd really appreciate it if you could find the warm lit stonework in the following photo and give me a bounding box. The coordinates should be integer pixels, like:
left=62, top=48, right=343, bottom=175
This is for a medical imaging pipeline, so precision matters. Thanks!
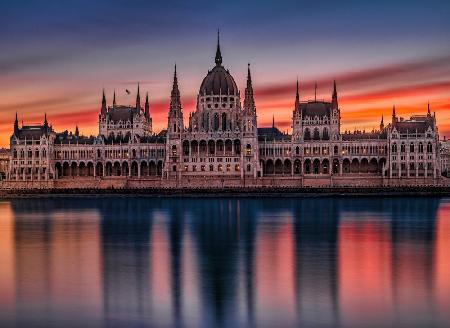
left=3, top=37, right=444, bottom=189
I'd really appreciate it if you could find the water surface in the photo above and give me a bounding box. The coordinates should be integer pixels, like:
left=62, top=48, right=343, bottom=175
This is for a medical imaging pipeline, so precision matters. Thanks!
left=0, top=197, right=449, bottom=327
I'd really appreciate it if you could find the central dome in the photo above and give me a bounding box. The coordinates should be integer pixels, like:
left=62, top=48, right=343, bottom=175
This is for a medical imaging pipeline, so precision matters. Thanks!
left=199, top=65, right=238, bottom=96
left=199, top=32, right=238, bottom=96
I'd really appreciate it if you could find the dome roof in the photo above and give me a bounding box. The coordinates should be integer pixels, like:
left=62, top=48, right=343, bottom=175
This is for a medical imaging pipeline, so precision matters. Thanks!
left=199, top=65, right=238, bottom=96
left=199, top=31, right=238, bottom=96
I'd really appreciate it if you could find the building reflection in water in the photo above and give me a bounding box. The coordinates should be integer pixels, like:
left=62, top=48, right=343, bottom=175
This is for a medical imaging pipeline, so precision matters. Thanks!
left=0, top=197, right=449, bottom=327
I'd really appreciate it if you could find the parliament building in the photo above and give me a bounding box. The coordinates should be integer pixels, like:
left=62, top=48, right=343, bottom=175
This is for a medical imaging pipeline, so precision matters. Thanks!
left=5, top=36, right=443, bottom=189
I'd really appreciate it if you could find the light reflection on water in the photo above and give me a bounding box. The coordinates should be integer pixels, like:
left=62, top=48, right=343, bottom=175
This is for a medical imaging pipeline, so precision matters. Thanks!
left=0, top=197, right=449, bottom=327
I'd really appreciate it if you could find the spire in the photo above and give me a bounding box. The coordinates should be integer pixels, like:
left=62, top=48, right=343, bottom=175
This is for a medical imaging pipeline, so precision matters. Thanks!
left=145, top=92, right=150, bottom=119
left=14, top=112, right=19, bottom=134
left=380, top=115, right=384, bottom=130
left=75, top=125, right=79, bottom=137
left=427, top=101, right=431, bottom=115
left=113, top=90, right=116, bottom=107
left=136, top=83, right=141, bottom=110
left=392, top=105, right=397, bottom=124
left=215, top=29, right=222, bottom=66
left=332, top=80, right=338, bottom=109
left=170, top=64, right=182, bottom=111
left=101, top=89, right=107, bottom=115
left=272, top=115, right=275, bottom=128
left=43, top=113, right=49, bottom=134
left=294, top=77, right=300, bottom=111
left=244, top=63, right=255, bottom=113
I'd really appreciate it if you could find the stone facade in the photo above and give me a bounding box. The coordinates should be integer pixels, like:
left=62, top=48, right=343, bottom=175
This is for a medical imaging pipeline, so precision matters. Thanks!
left=4, top=36, right=444, bottom=189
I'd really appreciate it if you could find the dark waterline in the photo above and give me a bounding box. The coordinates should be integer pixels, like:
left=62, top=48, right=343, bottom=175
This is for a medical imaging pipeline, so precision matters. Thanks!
left=0, top=197, right=449, bottom=328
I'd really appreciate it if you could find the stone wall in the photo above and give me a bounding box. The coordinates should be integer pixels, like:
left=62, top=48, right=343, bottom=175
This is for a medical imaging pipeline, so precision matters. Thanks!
left=1, top=175, right=448, bottom=190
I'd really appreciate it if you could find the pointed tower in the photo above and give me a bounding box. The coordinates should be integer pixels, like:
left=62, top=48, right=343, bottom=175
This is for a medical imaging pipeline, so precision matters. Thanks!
left=215, top=29, right=222, bottom=66
left=292, top=78, right=303, bottom=141
left=145, top=92, right=150, bottom=119
left=332, top=80, right=338, bottom=110
left=272, top=115, right=275, bottom=128
left=427, top=101, right=431, bottom=117
left=380, top=115, right=384, bottom=130
left=14, top=112, right=19, bottom=135
left=392, top=105, right=397, bottom=125
left=101, top=89, right=107, bottom=116
left=243, top=63, right=256, bottom=115
left=113, top=90, right=116, bottom=108
left=75, top=125, right=79, bottom=137
left=165, top=64, right=184, bottom=179
left=136, top=83, right=141, bottom=110
left=44, top=113, right=49, bottom=132
left=330, top=80, right=341, bottom=138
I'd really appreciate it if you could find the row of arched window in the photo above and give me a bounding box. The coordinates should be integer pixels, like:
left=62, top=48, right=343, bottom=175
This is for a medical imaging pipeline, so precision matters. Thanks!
left=304, top=127, right=330, bottom=141
left=391, top=142, right=433, bottom=154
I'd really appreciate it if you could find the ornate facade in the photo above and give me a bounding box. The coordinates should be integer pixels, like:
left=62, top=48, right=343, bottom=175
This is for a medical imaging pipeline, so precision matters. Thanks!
left=5, top=36, right=443, bottom=188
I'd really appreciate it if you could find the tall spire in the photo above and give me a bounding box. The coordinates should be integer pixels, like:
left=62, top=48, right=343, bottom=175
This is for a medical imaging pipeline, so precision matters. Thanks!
left=294, top=77, right=300, bottom=110
left=272, top=115, right=275, bottom=128
left=14, top=112, right=19, bottom=134
left=332, top=80, right=338, bottom=109
left=215, top=29, right=222, bottom=66
left=244, top=63, right=255, bottom=113
left=427, top=101, right=431, bottom=115
left=101, top=89, right=107, bottom=115
left=136, top=83, right=141, bottom=110
left=145, top=92, right=150, bottom=119
left=314, top=82, right=317, bottom=101
left=75, top=125, right=79, bottom=137
left=170, top=64, right=181, bottom=111
left=113, top=90, right=116, bottom=107
left=380, top=115, right=384, bottom=130
left=43, top=113, right=49, bottom=133
left=392, top=105, right=397, bottom=124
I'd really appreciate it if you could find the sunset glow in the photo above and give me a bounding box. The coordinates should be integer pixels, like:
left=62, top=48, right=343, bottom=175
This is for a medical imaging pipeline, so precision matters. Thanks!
left=1, top=1, right=449, bottom=146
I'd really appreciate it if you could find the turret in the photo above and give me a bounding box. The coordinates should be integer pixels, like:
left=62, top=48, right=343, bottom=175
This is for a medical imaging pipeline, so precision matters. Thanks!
left=392, top=105, right=397, bottom=124
left=243, top=63, right=255, bottom=114
left=294, top=78, right=300, bottom=113
left=380, top=115, right=384, bottom=130
left=43, top=113, right=49, bottom=133
left=145, top=92, right=150, bottom=120
left=136, top=83, right=141, bottom=110
left=168, top=64, right=183, bottom=133
left=113, top=90, right=116, bottom=108
left=101, top=89, right=107, bottom=116
left=332, top=80, right=338, bottom=110
left=75, top=125, right=79, bottom=137
left=14, top=112, right=19, bottom=135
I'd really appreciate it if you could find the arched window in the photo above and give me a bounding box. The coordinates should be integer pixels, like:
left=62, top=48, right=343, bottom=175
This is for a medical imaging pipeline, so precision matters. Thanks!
left=410, top=143, right=414, bottom=153
left=322, top=128, right=329, bottom=140
left=304, top=128, right=311, bottom=141
left=247, top=164, right=251, bottom=172
left=171, top=145, right=177, bottom=156
left=213, top=113, right=220, bottom=131
left=246, top=144, right=252, bottom=156
left=222, top=112, right=227, bottom=131
left=295, top=146, right=300, bottom=155
left=401, top=143, right=406, bottom=153
left=313, top=128, right=320, bottom=140
left=427, top=142, right=433, bottom=153
left=419, top=142, right=424, bottom=153
left=392, top=143, right=397, bottom=153
left=334, top=145, right=338, bottom=155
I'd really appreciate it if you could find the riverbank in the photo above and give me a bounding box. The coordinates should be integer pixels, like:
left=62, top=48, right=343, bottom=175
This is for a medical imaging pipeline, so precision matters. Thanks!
left=1, top=186, right=450, bottom=198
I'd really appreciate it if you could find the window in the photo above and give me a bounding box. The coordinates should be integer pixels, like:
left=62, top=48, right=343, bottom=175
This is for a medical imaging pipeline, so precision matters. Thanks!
left=171, top=145, right=177, bottom=156
left=247, top=164, right=251, bottom=172
left=246, top=144, right=252, bottom=155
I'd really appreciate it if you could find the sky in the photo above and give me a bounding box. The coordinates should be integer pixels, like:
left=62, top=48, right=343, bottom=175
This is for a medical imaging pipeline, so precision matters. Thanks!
left=0, top=0, right=449, bottom=146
